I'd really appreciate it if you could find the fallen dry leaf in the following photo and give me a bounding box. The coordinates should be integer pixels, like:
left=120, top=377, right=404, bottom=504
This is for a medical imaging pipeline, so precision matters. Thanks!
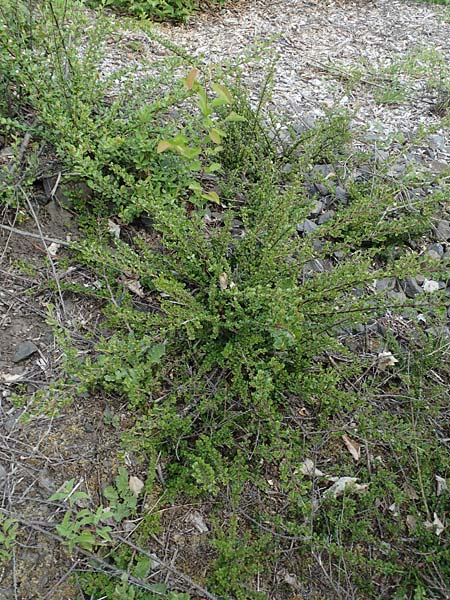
left=282, top=571, right=301, bottom=590
left=108, top=219, right=121, bottom=239
left=342, top=434, right=361, bottom=462
left=431, top=513, right=445, bottom=536
left=47, top=242, right=61, bottom=256
left=433, top=513, right=445, bottom=536
left=299, top=459, right=325, bottom=478
left=425, top=513, right=446, bottom=536
left=406, top=515, right=417, bottom=532
left=323, top=477, right=368, bottom=498
left=185, top=67, right=199, bottom=90
left=126, top=279, right=145, bottom=298
left=436, top=475, right=447, bottom=497
left=389, top=503, right=399, bottom=517
left=129, top=475, right=144, bottom=497
left=377, top=350, right=398, bottom=371
left=403, top=483, right=419, bottom=500
left=219, top=272, right=228, bottom=291
left=187, top=510, right=209, bottom=534
left=0, top=373, right=23, bottom=383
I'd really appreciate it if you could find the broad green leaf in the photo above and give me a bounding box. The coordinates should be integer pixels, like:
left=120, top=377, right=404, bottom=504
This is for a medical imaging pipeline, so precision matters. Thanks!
left=176, top=145, right=201, bottom=160
left=211, top=97, right=229, bottom=108
left=103, top=485, right=118, bottom=502
left=225, top=111, right=247, bottom=123
left=190, top=159, right=202, bottom=171
left=205, top=162, right=222, bottom=173
left=211, top=82, right=233, bottom=104
left=209, top=129, right=222, bottom=144
left=77, top=531, right=96, bottom=551
left=157, top=140, right=171, bottom=153
left=197, top=88, right=211, bottom=117
left=203, top=191, right=220, bottom=204
left=189, top=181, right=203, bottom=192
left=116, top=467, right=129, bottom=494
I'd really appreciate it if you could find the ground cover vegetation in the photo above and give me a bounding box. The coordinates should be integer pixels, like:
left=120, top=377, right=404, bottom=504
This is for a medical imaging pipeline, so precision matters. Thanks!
left=86, top=0, right=225, bottom=22
left=0, top=0, right=449, bottom=598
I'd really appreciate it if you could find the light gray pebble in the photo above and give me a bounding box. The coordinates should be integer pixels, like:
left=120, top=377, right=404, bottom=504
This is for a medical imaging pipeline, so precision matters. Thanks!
left=434, top=220, right=450, bottom=242
left=375, top=278, right=396, bottom=292
left=297, top=219, right=318, bottom=234
left=388, top=290, right=407, bottom=302
left=318, top=210, right=335, bottom=224
left=428, top=243, right=444, bottom=256
left=310, top=200, right=324, bottom=216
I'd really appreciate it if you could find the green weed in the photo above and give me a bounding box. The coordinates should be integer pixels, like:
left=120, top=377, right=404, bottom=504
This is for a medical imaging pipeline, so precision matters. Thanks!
left=2, top=2, right=449, bottom=598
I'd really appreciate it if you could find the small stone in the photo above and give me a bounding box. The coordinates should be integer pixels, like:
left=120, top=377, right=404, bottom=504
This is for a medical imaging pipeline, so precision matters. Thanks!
left=374, top=149, right=389, bottom=162
left=428, top=134, right=447, bottom=151
left=354, top=167, right=372, bottom=182
left=434, top=220, right=450, bottom=241
left=0, top=464, right=7, bottom=483
left=305, top=182, right=317, bottom=198
left=292, top=116, right=316, bottom=134
left=335, top=186, right=350, bottom=204
left=426, top=250, right=441, bottom=261
left=375, top=278, right=396, bottom=292
left=314, top=183, right=329, bottom=196
left=38, top=469, right=56, bottom=492
left=297, top=219, right=318, bottom=234
left=312, top=239, right=325, bottom=251
left=401, top=276, right=423, bottom=298
left=313, top=164, right=335, bottom=178
left=427, top=243, right=444, bottom=257
left=13, top=341, right=38, bottom=363
left=309, top=200, right=323, bottom=216
left=388, top=290, right=407, bottom=302
left=84, top=423, right=94, bottom=433
left=318, top=210, right=335, bottom=224
left=423, top=279, right=440, bottom=293
left=426, top=326, right=450, bottom=340
left=428, top=160, right=449, bottom=174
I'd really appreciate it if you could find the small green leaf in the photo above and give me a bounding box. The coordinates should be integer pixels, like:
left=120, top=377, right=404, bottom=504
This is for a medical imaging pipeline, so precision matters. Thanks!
left=189, top=181, right=203, bottom=192
left=197, top=88, right=211, bottom=117
left=148, top=343, right=166, bottom=364
left=205, top=162, right=222, bottom=173
left=211, top=82, right=233, bottom=104
left=134, top=555, right=152, bottom=579
left=225, top=111, right=247, bottom=123
left=209, top=129, right=222, bottom=144
left=203, top=191, right=220, bottom=204
left=49, top=479, right=75, bottom=502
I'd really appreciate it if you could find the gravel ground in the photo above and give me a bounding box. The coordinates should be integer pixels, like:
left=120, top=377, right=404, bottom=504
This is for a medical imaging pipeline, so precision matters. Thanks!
left=156, top=0, right=450, bottom=135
